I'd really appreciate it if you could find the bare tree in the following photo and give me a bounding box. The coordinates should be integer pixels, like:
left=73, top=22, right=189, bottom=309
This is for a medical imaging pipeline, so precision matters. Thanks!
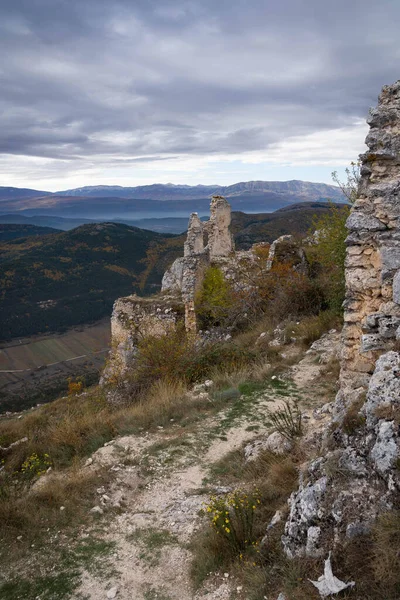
left=331, top=161, right=360, bottom=204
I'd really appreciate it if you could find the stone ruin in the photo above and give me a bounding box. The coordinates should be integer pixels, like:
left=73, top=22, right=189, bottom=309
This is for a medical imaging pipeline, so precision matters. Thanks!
left=103, top=193, right=309, bottom=385
left=282, top=81, right=400, bottom=559
left=162, top=194, right=235, bottom=332
left=103, top=195, right=237, bottom=384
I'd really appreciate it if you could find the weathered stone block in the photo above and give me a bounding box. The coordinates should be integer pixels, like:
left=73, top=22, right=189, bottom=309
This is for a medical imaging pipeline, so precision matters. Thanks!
left=381, top=246, right=400, bottom=273
left=394, top=269, right=400, bottom=304
left=346, top=212, right=386, bottom=231
left=360, top=334, right=387, bottom=353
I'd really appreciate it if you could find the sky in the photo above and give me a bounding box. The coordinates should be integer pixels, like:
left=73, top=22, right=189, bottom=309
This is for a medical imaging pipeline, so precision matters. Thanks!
left=1, top=0, right=399, bottom=191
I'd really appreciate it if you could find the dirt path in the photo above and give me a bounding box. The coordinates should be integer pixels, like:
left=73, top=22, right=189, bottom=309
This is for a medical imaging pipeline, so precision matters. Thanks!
left=75, top=333, right=340, bottom=600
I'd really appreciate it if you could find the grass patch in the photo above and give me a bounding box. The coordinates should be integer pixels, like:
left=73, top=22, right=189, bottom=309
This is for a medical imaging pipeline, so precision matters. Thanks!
left=291, top=311, right=342, bottom=346
left=0, top=534, right=116, bottom=600
left=127, top=527, right=179, bottom=566
left=0, top=571, right=80, bottom=600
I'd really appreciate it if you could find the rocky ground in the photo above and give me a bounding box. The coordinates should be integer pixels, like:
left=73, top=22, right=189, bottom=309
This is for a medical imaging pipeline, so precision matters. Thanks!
left=65, top=331, right=340, bottom=600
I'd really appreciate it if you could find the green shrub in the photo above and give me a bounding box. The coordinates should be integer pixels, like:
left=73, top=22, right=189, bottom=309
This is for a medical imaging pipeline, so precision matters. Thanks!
left=204, top=489, right=261, bottom=556
left=308, top=203, right=350, bottom=313
left=195, top=265, right=234, bottom=328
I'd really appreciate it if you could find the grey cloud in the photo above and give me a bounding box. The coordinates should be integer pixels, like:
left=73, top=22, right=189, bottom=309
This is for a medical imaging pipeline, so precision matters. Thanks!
left=0, top=0, right=399, bottom=171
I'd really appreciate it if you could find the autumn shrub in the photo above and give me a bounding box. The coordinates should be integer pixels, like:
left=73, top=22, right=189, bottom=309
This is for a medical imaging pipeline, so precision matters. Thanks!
left=291, top=310, right=342, bottom=346
left=129, top=326, right=255, bottom=394
left=67, top=377, right=84, bottom=396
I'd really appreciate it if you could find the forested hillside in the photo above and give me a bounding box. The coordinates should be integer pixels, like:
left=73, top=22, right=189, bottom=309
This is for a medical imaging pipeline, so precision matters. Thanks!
left=0, top=223, right=183, bottom=340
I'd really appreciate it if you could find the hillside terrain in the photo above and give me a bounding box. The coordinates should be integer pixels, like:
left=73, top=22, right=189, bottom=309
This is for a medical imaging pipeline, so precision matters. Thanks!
left=0, top=223, right=184, bottom=341
left=0, top=224, right=61, bottom=241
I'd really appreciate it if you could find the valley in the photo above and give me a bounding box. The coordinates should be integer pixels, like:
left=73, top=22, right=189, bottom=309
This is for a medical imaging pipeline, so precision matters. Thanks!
left=0, top=320, right=110, bottom=413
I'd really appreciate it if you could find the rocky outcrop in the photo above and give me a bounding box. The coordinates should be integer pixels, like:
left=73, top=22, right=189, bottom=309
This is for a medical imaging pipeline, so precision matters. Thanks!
left=203, top=195, right=234, bottom=258
left=282, top=80, right=400, bottom=559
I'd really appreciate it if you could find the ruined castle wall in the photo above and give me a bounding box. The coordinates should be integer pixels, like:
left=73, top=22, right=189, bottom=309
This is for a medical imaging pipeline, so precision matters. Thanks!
left=101, top=294, right=184, bottom=384
left=162, top=195, right=235, bottom=332
left=282, top=81, right=400, bottom=560
left=204, top=195, right=234, bottom=258
left=341, top=81, right=400, bottom=399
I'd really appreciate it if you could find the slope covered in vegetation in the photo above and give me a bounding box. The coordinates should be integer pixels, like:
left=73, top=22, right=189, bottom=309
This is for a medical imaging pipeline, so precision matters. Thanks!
left=0, top=223, right=184, bottom=340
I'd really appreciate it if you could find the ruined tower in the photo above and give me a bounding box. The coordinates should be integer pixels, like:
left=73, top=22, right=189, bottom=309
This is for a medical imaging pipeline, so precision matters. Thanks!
left=162, top=195, right=234, bottom=332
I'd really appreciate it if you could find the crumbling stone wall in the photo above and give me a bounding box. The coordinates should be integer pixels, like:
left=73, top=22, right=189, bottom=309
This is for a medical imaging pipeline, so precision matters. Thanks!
left=203, top=195, right=234, bottom=258
left=101, top=294, right=184, bottom=386
left=282, top=80, right=400, bottom=559
left=103, top=195, right=236, bottom=382
left=162, top=194, right=235, bottom=332
left=340, top=81, right=400, bottom=401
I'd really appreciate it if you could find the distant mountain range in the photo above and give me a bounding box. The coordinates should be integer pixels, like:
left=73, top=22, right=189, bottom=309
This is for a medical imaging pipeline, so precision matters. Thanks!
left=0, top=180, right=345, bottom=220
left=54, top=180, right=343, bottom=201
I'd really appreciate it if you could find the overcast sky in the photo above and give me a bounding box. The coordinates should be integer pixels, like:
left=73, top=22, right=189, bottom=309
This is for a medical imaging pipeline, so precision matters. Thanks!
left=0, top=0, right=399, bottom=191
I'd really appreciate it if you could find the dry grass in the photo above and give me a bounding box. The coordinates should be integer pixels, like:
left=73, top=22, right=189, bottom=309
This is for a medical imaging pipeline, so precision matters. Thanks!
left=341, top=395, right=366, bottom=435
left=291, top=310, right=342, bottom=346
left=191, top=448, right=299, bottom=589
left=0, top=377, right=217, bottom=553
left=372, top=511, right=400, bottom=590
left=374, top=403, right=400, bottom=424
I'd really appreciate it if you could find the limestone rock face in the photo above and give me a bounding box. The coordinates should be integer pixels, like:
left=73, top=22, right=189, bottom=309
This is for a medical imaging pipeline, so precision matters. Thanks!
left=184, top=213, right=204, bottom=257
left=161, top=257, right=185, bottom=293
left=282, top=350, right=400, bottom=558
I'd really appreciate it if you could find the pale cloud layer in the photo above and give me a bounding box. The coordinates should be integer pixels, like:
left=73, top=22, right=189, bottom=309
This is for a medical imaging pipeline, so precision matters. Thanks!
left=0, top=0, right=398, bottom=190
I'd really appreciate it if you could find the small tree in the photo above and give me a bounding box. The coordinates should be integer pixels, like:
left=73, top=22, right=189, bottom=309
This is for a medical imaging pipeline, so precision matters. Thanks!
left=195, top=266, right=233, bottom=329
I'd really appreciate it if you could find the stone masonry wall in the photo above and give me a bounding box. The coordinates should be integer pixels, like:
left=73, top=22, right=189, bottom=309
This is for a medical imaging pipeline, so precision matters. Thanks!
left=282, top=80, right=400, bottom=560
left=340, top=80, right=400, bottom=403
left=162, top=194, right=235, bottom=332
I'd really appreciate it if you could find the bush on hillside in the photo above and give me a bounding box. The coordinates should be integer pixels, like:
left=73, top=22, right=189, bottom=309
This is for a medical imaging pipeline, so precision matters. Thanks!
left=307, top=203, right=350, bottom=313
left=195, top=265, right=235, bottom=329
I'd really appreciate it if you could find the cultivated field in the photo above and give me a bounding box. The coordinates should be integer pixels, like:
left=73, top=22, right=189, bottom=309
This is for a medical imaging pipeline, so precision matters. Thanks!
left=0, top=320, right=111, bottom=413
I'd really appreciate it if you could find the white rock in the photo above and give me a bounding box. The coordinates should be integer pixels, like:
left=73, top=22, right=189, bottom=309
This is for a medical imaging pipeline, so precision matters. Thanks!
left=90, top=506, right=104, bottom=515
left=106, top=587, right=118, bottom=599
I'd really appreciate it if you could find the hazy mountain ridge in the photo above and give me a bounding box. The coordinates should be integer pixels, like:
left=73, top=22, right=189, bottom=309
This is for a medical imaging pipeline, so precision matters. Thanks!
left=54, top=179, right=343, bottom=201
left=0, top=187, right=52, bottom=201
